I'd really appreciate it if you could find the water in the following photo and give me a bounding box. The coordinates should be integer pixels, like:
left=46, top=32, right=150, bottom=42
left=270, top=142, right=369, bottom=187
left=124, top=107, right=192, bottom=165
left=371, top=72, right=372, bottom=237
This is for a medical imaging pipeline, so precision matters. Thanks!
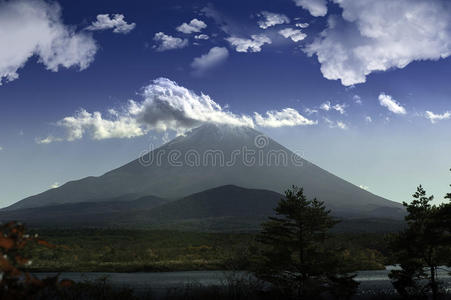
left=34, top=267, right=451, bottom=296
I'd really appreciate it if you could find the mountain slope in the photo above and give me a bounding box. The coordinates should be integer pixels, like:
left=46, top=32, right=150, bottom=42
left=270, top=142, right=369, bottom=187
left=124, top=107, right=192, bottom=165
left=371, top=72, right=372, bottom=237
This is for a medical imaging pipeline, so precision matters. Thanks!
left=7, top=124, right=402, bottom=214
left=0, top=185, right=404, bottom=232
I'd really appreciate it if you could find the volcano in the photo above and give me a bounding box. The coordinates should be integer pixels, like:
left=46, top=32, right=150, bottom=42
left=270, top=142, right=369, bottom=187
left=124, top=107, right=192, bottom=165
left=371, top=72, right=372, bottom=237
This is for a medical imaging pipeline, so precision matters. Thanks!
left=6, top=124, right=402, bottom=218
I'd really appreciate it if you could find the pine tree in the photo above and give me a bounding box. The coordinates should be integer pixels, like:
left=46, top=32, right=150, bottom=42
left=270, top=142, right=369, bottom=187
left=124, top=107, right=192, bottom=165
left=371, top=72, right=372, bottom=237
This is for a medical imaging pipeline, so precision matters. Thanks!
left=389, top=185, right=451, bottom=300
left=254, top=186, right=358, bottom=299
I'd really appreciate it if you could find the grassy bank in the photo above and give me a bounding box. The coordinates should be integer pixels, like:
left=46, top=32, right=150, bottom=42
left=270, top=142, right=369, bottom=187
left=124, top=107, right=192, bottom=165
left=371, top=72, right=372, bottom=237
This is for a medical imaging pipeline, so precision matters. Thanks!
left=24, top=228, right=390, bottom=272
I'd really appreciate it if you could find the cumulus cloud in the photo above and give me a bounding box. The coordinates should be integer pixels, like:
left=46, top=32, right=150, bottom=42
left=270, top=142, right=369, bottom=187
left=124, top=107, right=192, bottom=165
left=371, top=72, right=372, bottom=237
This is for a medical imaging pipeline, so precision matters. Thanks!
left=194, top=34, right=209, bottom=40
left=293, top=0, right=328, bottom=17
left=86, top=14, right=135, bottom=34
left=0, top=0, right=98, bottom=85
left=257, top=11, right=290, bottom=29
left=226, top=34, right=271, bottom=53
left=306, top=0, right=451, bottom=86
left=378, top=93, right=406, bottom=115
left=365, top=116, right=373, bottom=123
left=278, top=28, right=307, bottom=42
left=153, top=32, right=188, bottom=51
left=425, top=111, right=451, bottom=123
left=353, top=94, right=362, bottom=104
left=176, top=19, right=207, bottom=34
left=191, top=47, right=229, bottom=76
left=41, top=78, right=319, bottom=142
left=254, top=108, right=317, bottom=128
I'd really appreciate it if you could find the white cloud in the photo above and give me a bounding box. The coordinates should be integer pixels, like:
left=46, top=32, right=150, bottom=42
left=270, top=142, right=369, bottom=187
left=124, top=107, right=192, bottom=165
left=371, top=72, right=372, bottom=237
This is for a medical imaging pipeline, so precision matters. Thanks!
left=336, top=121, right=348, bottom=130
left=378, top=93, right=406, bottom=115
left=324, top=118, right=348, bottom=130
left=0, top=0, right=98, bottom=85
left=425, top=111, right=451, bottom=124
left=86, top=14, right=135, bottom=34
left=320, top=101, right=346, bottom=114
left=41, top=78, right=320, bottom=142
left=176, top=19, right=207, bottom=34
left=254, top=108, right=317, bottom=128
left=320, top=101, right=331, bottom=111
left=278, top=28, right=307, bottom=42
left=353, top=95, right=362, bottom=104
left=293, top=0, right=328, bottom=17
left=295, top=23, right=309, bottom=28
left=365, top=116, right=373, bottom=123
left=153, top=32, right=188, bottom=51
left=359, top=185, right=369, bottom=190
left=226, top=35, right=271, bottom=53
left=35, top=136, right=63, bottom=144
left=257, top=11, right=290, bottom=29
left=304, top=108, right=318, bottom=115
left=332, top=103, right=346, bottom=114
left=194, top=34, right=209, bottom=40
left=50, top=182, right=60, bottom=189
left=305, top=0, right=451, bottom=86
left=0, top=146, right=3, bottom=151
left=191, top=47, right=229, bottom=75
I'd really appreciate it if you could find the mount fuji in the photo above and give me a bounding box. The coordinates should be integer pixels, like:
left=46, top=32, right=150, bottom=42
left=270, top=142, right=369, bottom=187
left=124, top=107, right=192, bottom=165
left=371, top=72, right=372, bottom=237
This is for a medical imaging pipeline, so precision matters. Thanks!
left=4, top=124, right=404, bottom=227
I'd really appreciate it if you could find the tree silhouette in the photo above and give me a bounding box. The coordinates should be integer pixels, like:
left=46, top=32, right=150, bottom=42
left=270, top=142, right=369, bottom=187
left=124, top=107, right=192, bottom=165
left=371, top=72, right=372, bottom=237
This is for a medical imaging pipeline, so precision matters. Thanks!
left=253, top=186, right=358, bottom=299
left=389, top=185, right=451, bottom=300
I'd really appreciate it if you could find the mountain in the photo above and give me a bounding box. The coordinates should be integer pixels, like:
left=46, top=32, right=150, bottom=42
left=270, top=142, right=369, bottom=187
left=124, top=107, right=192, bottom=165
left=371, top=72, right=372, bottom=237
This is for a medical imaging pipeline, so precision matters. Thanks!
left=0, top=185, right=405, bottom=232
left=6, top=123, right=402, bottom=216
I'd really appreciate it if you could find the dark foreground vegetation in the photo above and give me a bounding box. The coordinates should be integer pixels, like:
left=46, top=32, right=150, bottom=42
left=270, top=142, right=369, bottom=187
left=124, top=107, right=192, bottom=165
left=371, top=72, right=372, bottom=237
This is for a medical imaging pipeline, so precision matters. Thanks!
left=1, top=170, right=451, bottom=299
left=22, top=229, right=389, bottom=273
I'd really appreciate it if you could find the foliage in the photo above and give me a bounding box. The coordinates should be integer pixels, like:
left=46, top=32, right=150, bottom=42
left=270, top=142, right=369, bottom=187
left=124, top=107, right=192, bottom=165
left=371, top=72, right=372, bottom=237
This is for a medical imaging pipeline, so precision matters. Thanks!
left=0, top=221, right=73, bottom=299
left=253, top=186, right=359, bottom=299
left=389, top=185, right=451, bottom=300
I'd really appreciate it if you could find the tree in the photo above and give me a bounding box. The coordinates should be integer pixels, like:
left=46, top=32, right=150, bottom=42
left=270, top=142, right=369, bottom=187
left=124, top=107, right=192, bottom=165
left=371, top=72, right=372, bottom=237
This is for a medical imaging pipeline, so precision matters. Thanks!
left=389, top=185, right=451, bottom=300
left=253, top=186, right=358, bottom=299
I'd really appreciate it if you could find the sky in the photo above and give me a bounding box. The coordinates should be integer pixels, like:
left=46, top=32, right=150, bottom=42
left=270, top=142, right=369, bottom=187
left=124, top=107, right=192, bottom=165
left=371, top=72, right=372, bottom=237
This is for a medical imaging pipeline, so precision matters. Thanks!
left=0, top=0, right=451, bottom=207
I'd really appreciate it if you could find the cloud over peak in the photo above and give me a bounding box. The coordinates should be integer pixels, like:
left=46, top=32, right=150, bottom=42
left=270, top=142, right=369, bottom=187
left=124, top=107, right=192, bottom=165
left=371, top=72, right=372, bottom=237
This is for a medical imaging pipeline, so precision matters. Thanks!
left=40, top=78, right=318, bottom=142
left=255, top=108, right=317, bottom=128
left=0, top=0, right=98, bottom=85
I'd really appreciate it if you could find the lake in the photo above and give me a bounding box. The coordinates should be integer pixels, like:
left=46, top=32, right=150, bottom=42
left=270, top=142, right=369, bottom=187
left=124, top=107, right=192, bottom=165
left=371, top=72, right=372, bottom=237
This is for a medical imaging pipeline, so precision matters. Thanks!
left=35, top=267, right=451, bottom=297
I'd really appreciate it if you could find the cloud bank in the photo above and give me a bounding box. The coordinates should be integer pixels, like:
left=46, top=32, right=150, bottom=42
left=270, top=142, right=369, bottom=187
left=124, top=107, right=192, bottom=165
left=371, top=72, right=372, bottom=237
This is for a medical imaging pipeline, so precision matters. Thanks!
left=0, top=0, right=98, bottom=85
left=255, top=108, right=317, bottom=127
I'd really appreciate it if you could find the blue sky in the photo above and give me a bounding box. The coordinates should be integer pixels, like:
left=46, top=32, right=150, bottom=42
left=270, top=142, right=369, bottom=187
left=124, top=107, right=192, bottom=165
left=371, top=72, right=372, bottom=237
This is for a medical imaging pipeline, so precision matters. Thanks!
left=0, top=0, right=450, bottom=207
